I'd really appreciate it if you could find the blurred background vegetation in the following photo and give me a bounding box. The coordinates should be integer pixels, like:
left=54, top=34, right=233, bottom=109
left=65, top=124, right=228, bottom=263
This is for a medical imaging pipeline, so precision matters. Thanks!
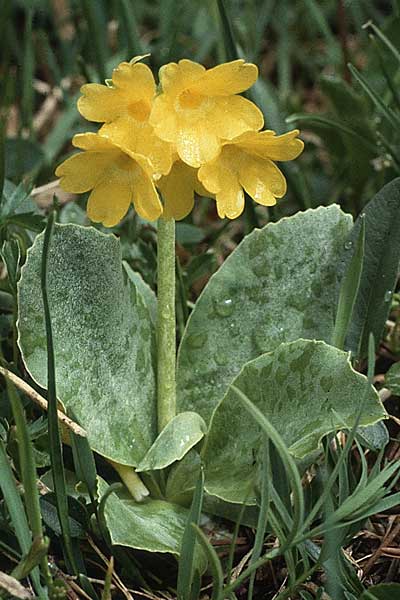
left=2, top=0, right=400, bottom=333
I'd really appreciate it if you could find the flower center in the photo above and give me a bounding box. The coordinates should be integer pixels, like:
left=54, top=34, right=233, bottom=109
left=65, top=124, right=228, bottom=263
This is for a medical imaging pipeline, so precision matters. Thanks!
left=178, top=89, right=204, bottom=109
left=127, top=99, right=151, bottom=121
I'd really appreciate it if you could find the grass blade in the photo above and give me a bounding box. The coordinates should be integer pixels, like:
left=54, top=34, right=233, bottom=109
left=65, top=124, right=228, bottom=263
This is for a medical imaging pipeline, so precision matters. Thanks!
left=6, top=381, right=51, bottom=595
left=230, top=385, right=305, bottom=544
left=41, top=208, right=77, bottom=574
left=348, top=63, right=400, bottom=129
left=192, top=524, right=223, bottom=600
left=332, top=215, right=365, bottom=349
left=214, top=0, right=239, bottom=61
left=248, top=440, right=271, bottom=600
left=177, top=467, right=205, bottom=600
left=0, top=439, right=44, bottom=596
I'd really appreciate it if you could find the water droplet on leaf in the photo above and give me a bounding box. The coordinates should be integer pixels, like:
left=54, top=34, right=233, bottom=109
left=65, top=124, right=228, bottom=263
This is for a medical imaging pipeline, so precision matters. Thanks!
left=215, top=298, right=234, bottom=317
left=384, top=290, right=393, bottom=303
left=187, top=332, right=207, bottom=349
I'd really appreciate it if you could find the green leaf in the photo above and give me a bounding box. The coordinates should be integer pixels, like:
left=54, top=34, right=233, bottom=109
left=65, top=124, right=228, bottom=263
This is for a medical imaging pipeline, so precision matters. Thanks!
left=0, top=180, right=38, bottom=219
left=136, top=412, right=206, bottom=472
left=203, top=340, right=386, bottom=504
left=166, top=450, right=201, bottom=505
left=5, top=138, right=44, bottom=180
left=346, top=178, right=400, bottom=357
left=385, top=361, right=400, bottom=395
left=177, top=469, right=205, bottom=600
left=1, top=239, right=21, bottom=295
left=332, top=216, right=365, bottom=349
left=356, top=422, right=389, bottom=451
left=177, top=206, right=353, bottom=423
left=360, top=584, right=400, bottom=600
left=123, top=261, right=157, bottom=326
left=17, top=224, right=156, bottom=466
left=97, top=478, right=205, bottom=564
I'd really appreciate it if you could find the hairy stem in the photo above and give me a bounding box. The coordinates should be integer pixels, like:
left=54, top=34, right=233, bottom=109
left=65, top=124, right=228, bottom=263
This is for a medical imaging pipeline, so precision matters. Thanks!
left=157, top=217, right=176, bottom=433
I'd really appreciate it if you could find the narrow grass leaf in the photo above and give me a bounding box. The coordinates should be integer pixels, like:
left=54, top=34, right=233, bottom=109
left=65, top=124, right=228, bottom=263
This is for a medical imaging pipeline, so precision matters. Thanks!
left=192, top=524, right=223, bottom=600
left=230, top=385, right=304, bottom=544
left=215, top=0, right=239, bottom=62
left=6, top=381, right=51, bottom=595
left=177, top=468, right=205, bottom=600
left=248, top=440, right=271, bottom=600
left=332, top=216, right=365, bottom=349
left=286, top=114, right=377, bottom=153
left=348, top=64, right=400, bottom=129
left=41, top=209, right=77, bottom=574
left=0, top=440, right=44, bottom=596
left=118, top=0, right=144, bottom=57
left=346, top=179, right=400, bottom=357
left=80, top=0, right=108, bottom=81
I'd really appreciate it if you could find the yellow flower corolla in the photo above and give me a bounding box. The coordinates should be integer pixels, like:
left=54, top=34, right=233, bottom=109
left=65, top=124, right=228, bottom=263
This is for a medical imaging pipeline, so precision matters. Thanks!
left=55, top=132, right=162, bottom=226
left=198, top=129, right=304, bottom=219
left=56, top=57, right=304, bottom=226
left=78, top=58, right=173, bottom=176
left=149, top=59, right=264, bottom=168
left=157, top=160, right=211, bottom=220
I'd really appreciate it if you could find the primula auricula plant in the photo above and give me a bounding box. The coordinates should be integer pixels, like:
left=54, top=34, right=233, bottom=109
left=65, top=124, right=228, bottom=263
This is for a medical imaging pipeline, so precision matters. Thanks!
left=17, top=55, right=389, bottom=559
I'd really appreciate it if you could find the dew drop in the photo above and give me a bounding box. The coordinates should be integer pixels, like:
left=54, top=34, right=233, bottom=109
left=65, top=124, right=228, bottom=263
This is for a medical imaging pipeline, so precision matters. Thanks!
left=215, top=351, right=228, bottom=366
left=253, top=262, right=270, bottom=278
left=215, top=298, right=234, bottom=317
left=384, top=290, right=393, bottom=303
left=186, top=332, right=207, bottom=349
left=344, top=240, right=353, bottom=250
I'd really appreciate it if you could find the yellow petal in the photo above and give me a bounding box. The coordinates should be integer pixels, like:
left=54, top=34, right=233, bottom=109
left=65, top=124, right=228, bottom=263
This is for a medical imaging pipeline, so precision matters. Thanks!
left=55, top=151, right=111, bottom=193
left=111, top=61, right=155, bottom=99
left=157, top=161, right=198, bottom=220
left=238, top=154, right=286, bottom=205
left=198, top=155, right=244, bottom=219
left=190, top=60, right=258, bottom=96
left=149, top=94, right=179, bottom=143
left=158, top=59, right=205, bottom=97
left=72, top=132, right=117, bottom=152
left=131, top=167, right=163, bottom=221
left=87, top=174, right=133, bottom=227
left=78, top=84, right=126, bottom=122
left=100, top=118, right=173, bottom=175
left=234, top=129, right=304, bottom=161
left=176, top=123, right=221, bottom=168
left=209, top=95, right=264, bottom=140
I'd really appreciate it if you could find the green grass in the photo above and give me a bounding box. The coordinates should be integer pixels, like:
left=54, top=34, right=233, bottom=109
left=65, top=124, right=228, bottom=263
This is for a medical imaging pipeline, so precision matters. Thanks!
left=0, top=1, right=400, bottom=599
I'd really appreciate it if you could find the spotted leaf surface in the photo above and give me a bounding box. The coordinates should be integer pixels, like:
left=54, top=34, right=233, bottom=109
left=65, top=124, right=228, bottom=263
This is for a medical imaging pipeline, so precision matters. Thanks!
left=177, top=206, right=353, bottom=423
left=17, top=224, right=156, bottom=466
left=203, top=340, right=386, bottom=504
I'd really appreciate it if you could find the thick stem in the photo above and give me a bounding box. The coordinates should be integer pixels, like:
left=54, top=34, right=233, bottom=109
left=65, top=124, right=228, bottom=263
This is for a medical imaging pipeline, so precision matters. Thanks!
left=157, top=217, right=176, bottom=433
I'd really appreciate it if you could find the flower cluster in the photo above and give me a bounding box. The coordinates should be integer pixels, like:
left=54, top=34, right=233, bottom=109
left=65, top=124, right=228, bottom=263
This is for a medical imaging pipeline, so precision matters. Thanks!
left=56, top=57, right=304, bottom=226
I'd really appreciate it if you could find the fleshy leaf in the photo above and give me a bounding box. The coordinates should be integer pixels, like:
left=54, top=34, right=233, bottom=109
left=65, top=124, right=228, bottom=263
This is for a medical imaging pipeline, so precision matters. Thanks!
left=346, top=178, right=400, bottom=357
left=385, top=361, right=400, bottom=395
left=98, top=478, right=206, bottom=570
left=177, top=206, right=353, bottom=423
left=123, top=261, right=157, bottom=326
left=17, top=224, right=156, bottom=466
left=203, top=339, right=387, bottom=504
left=136, top=412, right=206, bottom=472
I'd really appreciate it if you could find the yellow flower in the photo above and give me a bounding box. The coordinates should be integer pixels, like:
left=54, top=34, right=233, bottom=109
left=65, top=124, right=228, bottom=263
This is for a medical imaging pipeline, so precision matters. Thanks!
left=55, top=132, right=162, bottom=226
left=149, top=59, right=264, bottom=168
left=77, top=58, right=173, bottom=176
left=198, top=129, right=304, bottom=219
left=157, top=160, right=210, bottom=220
